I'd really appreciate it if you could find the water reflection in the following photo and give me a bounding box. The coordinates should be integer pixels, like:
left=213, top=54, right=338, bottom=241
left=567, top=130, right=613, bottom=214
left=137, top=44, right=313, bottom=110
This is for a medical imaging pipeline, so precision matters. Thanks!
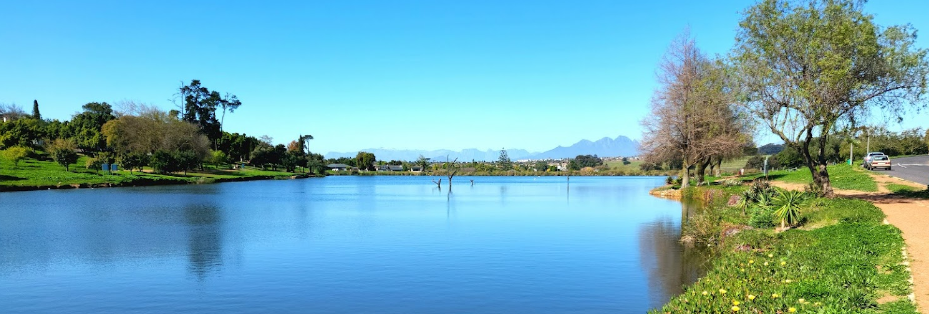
left=184, top=204, right=223, bottom=280
left=637, top=202, right=709, bottom=309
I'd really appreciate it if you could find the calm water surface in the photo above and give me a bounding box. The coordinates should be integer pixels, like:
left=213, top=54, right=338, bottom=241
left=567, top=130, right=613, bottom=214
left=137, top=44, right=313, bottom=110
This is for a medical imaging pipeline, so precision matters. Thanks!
left=0, top=176, right=705, bottom=313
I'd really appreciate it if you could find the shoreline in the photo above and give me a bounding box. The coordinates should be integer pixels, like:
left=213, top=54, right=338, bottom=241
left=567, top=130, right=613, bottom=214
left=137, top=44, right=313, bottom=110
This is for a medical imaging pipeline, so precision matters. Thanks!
left=0, top=173, right=318, bottom=193
left=651, top=173, right=925, bottom=312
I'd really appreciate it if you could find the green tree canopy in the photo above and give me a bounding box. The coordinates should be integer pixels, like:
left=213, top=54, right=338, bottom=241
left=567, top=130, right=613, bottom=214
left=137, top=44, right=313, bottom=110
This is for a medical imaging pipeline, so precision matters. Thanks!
left=734, top=0, right=929, bottom=196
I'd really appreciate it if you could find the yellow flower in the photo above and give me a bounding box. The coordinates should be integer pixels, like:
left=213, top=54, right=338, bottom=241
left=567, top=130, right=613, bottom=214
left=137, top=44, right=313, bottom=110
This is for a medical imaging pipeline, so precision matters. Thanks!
left=788, top=307, right=796, bottom=313
left=798, top=298, right=806, bottom=304
left=747, top=294, right=755, bottom=301
left=749, top=260, right=754, bottom=264
left=764, top=261, right=769, bottom=266
left=772, top=293, right=780, bottom=298
left=781, top=261, right=786, bottom=266
left=719, top=289, right=727, bottom=294
left=768, top=253, right=773, bottom=258
left=731, top=306, right=740, bottom=312
left=702, top=291, right=708, bottom=296
left=732, top=300, right=740, bottom=306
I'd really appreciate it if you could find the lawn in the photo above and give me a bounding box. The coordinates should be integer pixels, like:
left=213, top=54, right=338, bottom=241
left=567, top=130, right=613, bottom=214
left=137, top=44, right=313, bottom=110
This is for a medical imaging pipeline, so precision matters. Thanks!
left=751, top=163, right=878, bottom=192
left=0, top=155, right=300, bottom=191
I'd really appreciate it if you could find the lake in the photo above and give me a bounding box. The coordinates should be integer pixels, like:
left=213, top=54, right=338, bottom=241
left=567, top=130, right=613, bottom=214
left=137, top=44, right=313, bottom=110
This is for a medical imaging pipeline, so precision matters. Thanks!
left=0, top=176, right=706, bottom=313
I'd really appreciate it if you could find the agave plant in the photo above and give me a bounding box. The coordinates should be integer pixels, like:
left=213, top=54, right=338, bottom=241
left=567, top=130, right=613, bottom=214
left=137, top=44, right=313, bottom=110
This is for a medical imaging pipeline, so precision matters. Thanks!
left=737, top=189, right=756, bottom=215
left=773, top=190, right=805, bottom=228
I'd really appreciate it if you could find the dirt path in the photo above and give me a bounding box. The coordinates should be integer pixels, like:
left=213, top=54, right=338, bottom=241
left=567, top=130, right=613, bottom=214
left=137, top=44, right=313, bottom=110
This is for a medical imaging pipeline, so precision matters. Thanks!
left=770, top=174, right=929, bottom=312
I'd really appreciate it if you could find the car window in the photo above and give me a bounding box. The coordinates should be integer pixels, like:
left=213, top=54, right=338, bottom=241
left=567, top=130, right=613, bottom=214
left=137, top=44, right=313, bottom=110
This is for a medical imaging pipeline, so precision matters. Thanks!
left=874, top=156, right=888, bottom=161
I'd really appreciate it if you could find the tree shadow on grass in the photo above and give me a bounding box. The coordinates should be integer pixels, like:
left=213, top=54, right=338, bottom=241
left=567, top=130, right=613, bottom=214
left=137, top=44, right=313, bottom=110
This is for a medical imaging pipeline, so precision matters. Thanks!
left=0, top=174, right=27, bottom=182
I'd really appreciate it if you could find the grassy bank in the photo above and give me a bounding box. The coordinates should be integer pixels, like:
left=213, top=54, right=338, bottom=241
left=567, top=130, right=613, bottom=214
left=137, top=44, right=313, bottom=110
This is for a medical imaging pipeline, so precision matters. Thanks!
left=0, top=156, right=310, bottom=192
left=745, top=163, right=879, bottom=192
left=652, top=183, right=916, bottom=312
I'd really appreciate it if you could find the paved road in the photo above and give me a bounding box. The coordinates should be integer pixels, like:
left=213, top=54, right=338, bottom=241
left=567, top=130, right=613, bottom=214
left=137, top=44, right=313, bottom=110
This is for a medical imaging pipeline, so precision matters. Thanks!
left=871, top=155, right=929, bottom=186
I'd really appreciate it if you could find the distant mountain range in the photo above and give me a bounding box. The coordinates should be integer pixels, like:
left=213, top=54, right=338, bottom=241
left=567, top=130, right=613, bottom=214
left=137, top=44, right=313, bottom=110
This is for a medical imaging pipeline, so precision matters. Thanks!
left=323, top=135, right=639, bottom=161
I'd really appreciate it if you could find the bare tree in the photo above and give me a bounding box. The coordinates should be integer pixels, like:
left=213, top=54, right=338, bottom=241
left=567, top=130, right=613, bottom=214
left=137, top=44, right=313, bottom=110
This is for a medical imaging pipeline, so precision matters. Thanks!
left=640, top=32, right=751, bottom=188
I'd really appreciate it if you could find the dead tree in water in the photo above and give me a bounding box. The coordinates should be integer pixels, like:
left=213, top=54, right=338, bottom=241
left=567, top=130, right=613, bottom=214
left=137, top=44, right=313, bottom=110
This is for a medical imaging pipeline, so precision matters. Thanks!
left=432, top=178, right=442, bottom=189
left=445, top=156, right=460, bottom=192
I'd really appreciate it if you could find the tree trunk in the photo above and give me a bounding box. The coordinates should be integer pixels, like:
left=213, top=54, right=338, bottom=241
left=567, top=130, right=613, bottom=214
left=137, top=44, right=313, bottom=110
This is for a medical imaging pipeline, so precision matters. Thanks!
left=814, top=134, right=834, bottom=197
left=695, top=159, right=710, bottom=186
left=798, top=133, right=835, bottom=198
left=680, top=158, right=691, bottom=188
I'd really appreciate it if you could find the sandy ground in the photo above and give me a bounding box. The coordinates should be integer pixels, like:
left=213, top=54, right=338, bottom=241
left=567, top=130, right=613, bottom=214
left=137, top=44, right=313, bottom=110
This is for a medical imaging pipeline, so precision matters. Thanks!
left=769, top=174, right=929, bottom=312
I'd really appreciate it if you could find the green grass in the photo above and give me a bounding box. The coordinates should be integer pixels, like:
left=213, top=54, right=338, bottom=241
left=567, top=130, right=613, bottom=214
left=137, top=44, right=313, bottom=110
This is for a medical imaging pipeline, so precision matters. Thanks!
left=887, top=183, right=929, bottom=199
left=0, top=155, right=301, bottom=191
left=748, top=163, right=878, bottom=192
left=605, top=159, right=642, bottom=171
left=654, top=185, right=916, bottom=313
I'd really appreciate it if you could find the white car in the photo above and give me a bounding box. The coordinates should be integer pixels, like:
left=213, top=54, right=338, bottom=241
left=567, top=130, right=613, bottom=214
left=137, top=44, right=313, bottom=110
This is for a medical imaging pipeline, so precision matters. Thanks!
left=865, top=155, right=891, bottom=171
left=863, top=152, right=885, bottom=167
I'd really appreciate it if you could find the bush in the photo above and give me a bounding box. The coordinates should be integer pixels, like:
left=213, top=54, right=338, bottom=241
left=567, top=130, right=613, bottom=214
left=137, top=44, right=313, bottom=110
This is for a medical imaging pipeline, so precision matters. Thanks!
left=749, top=206, right=776, bottom=228
left=1, top=146, right=29, bottom=168
left=150, top=150, right=177, bottom=174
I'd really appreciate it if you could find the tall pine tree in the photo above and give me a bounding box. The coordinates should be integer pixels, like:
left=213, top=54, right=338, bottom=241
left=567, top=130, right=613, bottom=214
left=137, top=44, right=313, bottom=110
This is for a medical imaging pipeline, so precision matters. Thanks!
left=32, top=100, right=40, bottom=120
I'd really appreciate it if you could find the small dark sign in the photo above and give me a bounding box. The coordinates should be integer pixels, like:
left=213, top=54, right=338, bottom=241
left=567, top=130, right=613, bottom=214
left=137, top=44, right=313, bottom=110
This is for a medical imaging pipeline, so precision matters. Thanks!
left=102, top=163, right=110, bottom=171
left=110, top=164, right=118, bottom=171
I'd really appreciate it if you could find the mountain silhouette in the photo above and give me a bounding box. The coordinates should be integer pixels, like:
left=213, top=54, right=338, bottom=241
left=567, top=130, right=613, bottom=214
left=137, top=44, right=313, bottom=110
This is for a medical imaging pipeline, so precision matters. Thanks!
left=323, top=135, right=638, bottom=161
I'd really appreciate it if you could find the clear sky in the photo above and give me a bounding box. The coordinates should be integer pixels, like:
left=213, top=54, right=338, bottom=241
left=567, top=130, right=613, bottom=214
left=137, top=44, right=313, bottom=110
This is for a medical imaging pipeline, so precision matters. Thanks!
left=2, top=0, right=927, bottom=154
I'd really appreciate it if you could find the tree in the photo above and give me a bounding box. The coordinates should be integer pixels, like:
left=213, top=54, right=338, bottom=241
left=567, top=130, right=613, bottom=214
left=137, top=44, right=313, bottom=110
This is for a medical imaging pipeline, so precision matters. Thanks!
left=533, top=160, right=548, bottom=171
left=497, top=148, right=512, bottom=171
left=102, top=104, right=210, bottom=160
left=150, top=150, right=177, bottom=174
left=640, top=32, right=750, bottom=187
left=1, top=146, right=28, bottom=168
left=0, top=118, right=44, bottom=150
left=734, top=0, right=929, bottom=197
left=46, top=138, right=79, bottom=171
left=574, top=155, right=603, bottom=168
left=210, top=150, right=229, bottom=166
left=70, top=102, right=116, bottom=153
left=356, top=151, right=376, bottom=171
left=249, top=140, right=276, bottom=170
left=0, top=103, right=27, bottom=121
left=416, top=155, right=430, bottom=172
left=31, top=100, right=40, bottom=120
left=218, top=93, right=241, bottom=133
left=179, top=80, right=239, bottom=145
left=299, top=134, right=314, bottom=155
left=119, top=152, right=148, bottom=173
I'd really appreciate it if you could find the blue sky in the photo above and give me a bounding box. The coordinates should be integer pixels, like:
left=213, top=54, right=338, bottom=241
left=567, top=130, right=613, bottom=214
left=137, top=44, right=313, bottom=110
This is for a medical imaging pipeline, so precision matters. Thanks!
left=2, top=0, right=927, bottom=154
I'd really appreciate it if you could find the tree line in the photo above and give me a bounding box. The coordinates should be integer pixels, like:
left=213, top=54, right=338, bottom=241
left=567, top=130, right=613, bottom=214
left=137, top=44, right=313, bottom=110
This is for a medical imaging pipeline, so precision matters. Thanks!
left=639, top=0, right=929, bottom=197
left=0, top=80, right=327, bottom=175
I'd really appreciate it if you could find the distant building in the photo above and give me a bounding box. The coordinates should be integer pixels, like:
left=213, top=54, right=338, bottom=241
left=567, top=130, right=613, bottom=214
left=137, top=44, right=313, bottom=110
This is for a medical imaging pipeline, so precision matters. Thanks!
left=327, top=164, right=349, bottom=171
left=410, top=166, right=423, bottom=173
left=388, top=165, right=404, bottom=172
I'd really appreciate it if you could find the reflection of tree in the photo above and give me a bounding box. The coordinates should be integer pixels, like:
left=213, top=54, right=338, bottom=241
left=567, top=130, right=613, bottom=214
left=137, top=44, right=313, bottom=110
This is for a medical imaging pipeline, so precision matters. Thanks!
left=184, top=204, right=223, bottom=280
left=638, top=211, right=709, bottom=309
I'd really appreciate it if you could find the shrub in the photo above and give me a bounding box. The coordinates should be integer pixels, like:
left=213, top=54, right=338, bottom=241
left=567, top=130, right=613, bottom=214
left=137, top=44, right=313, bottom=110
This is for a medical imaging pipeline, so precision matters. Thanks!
left=773, top=190, right=805, bottom=228
left=749, top=206, right=776, bottom=228
left=1, top=146, right=28, bottom=168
